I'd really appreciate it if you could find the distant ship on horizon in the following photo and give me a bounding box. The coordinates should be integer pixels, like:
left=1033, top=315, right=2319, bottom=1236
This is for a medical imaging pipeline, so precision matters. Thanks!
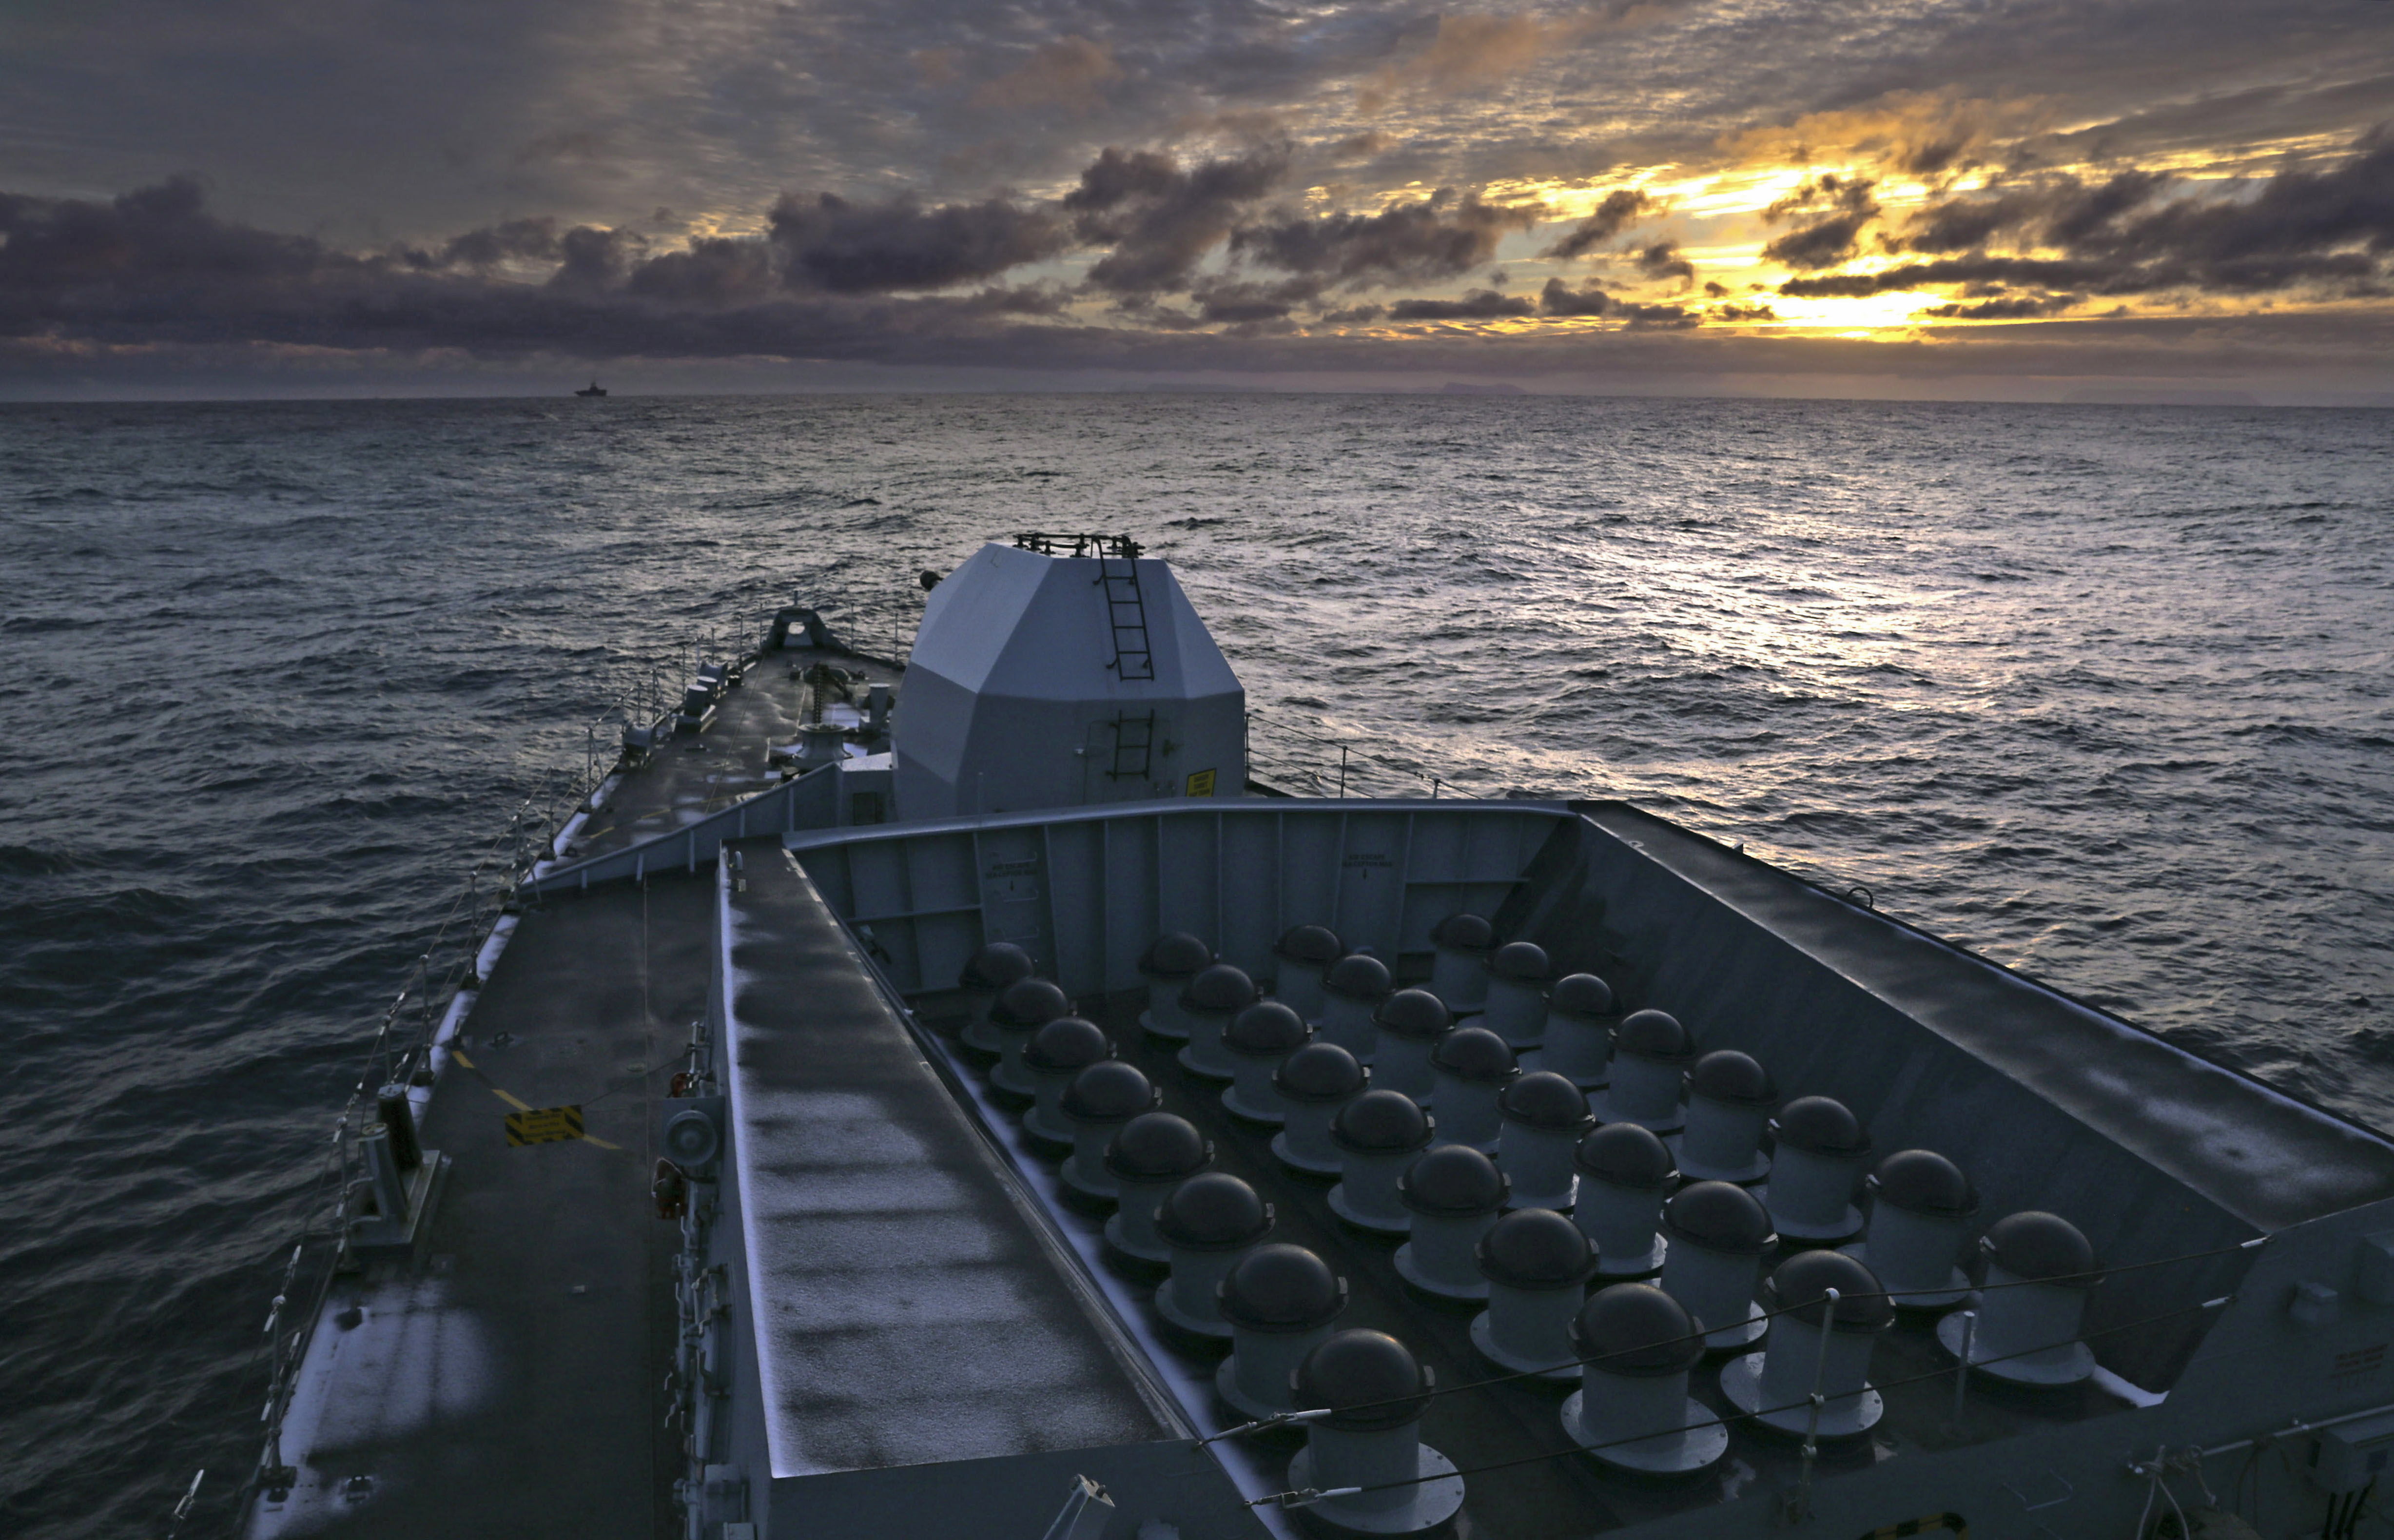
left=575, top=380, right=607, bottom=397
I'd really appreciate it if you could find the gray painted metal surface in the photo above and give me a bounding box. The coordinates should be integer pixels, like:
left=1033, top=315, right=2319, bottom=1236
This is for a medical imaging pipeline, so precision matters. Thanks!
left=893, top=543, right=1246, bottom=818
left=760, top=797, right=2394, bottom=1540
left=247, top=553, right=2394, bottom=1540
left=783, top=798, right=1570, bottom=1000
left=711, top=840, right=1271, bottom=1539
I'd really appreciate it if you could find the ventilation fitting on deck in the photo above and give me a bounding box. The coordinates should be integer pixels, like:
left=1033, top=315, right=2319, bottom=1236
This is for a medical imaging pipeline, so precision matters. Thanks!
left=1328, top=1090, right=1434, bottom=1235
left=989, top=978, right=1073, bottom=1098
left=1137, top=933, right=1213, bottom=1042
left=1473, top=1209, right=1599, bottom=1380
left=1320, top=954, right=1393, bottom=1059
left=1428, top=1027, right=1518, bottom=1152
left=1427, top=913, right=1494, bottom=1015
left=1563, top=1283, right=1728, bottom=1475
left=1574, top=1123, right=1677, bottom=1279
left=1289, top=1331, right=1463, bottom=1537
left=1058, top=1060, right=1157, bottom=1204
left=1941, top=1210, right=2100, bottom=1385
left=1271, top=1042, right=1367, bottom=1176
left=1370, top=989, right=1454, bottom=1103
left=1590, top=1009, right=1693, bottom=1131
left=1482, top=941, right=1552, bottom=1050
left=1216, top=1243, right=1347, bottom=1421
left=1497, top=1071, right=1594, bottom=1212
left=1395, top=1145, right=1509, bottom=1301
left=1678, top=1049, right=1777, bottom=1186
left=1721, top=1249, right=1895, bottom=1437
left=1103, top=1112, right=1212, bottom=1267
left=958, top=942, right=1035, bottom=1055
left=1222, top=1001, right=1311, bottom=1125
left=1765, top=1095, right=1872, bottom=1244
left=1271, top=925, right=1344, bottom=1024
left=1022, top=1017, right=1112, bottom=1146
left=1543, top=973, right=1617, bottom=1089
left=1658, top=1180, right=1775, bottom=1352
left=1849, top=1150, right=1978, bottom=1309
left=1179, top=963, right=1259, bottom=1082
left=1153, top=1172, right=1274, bottom=1340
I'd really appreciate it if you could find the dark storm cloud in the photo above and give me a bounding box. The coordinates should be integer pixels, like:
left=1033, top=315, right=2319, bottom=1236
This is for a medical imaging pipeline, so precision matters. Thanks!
left=0, top=145, right=1569, bottom=364
left=1065, top=145, right=1291, bottom=295
left=1538, top=277, right=1611, bottom=315
left=624, top=237, right=778, bottom=305
left=1385, top=288, right=1534, bottom=320
left=1230, top=191, right=1543, bottom=286
left=6, top=0, right=2391, bottom=272
left=1616, top=301, right=1698, bottom=328
left=0, top=177, right=329, bottom=294
left=1635, top=240, right=1695, bottom=286
left=0, top=175, right=1074, bottom=360
left=1919, top=295, right=2078, bottom=318
left=1761, top=175, right=1882, bottom=270
left=435, top=217, right=567, bottom=269
left=1894, top=169, right=2170, bottom=255
left=768, top=191, right=1073, bottom=293
left=550, top=225, right=649, bottom=292
left=1783, top=130, right=2394, bottom=301
left=1542, top=189, right=1658, bottom=259
left=1185, top=274, right=1324, bottom=323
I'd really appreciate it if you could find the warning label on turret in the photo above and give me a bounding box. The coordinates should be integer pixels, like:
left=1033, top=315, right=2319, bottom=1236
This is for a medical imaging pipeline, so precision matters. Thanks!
left=505, top=1106, right=586, bottom=1146
left=1185, top=769, right=1217, bottom=797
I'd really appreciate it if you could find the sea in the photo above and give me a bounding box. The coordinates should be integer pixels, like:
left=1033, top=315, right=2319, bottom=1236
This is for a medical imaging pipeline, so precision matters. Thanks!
left=0, top=391, right=2387, bottom=1537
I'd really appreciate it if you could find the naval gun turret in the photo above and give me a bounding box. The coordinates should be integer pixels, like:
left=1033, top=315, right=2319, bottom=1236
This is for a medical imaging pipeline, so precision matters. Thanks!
left=891, top=535, right=1246, bottom=818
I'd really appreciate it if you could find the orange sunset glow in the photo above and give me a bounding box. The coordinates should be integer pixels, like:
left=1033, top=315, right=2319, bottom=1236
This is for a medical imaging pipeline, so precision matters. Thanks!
left=2, top=0, right=2390, bottom=399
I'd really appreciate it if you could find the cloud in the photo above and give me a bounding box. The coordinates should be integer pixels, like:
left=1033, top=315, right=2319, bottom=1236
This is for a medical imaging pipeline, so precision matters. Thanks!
left=1359, top=12, right=1580, bottom=113
left=1616, top=300, right=1696, bottom=327
left=1066, top=145, right=1291, bottom=294
left=1918, top=295, right=2075, bottom=319
left=1232, top=189, right=1544, bottom=286
left=624, top=236, right=777, bottom=304
left=549, top=224, right=648, bottom=292
left=1538, top=276, right=1610, bottom=314
left=1386, top=287, right=1535, bottom=319
left=1543, top=188, right=1658, bottom=258
left=1719, top=91, right=2045, bottom=178
left=1762, top=173, right=1882, bottom=269
left=1327, top=131, right=1395, bottom=160
left=1781, top=129, right=2394, bottom=302
left=1711, top=300, right=1776, bottom=320
left=971, top=36, right=1123, bottom=113
left=768, top=191, right=1072, bottom=293
left=1635, top=238, right=1694, bottom=286
left=1894, top=169, right=2169, bottom=254
left=436, top=217, right=566, bottom=270
left=0, top=176, right=340, bottom=301
left=1187, top=274, right=1324, bottom=323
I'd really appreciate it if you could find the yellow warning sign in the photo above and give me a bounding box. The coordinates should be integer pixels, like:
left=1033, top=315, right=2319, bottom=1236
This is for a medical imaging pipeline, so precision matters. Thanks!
left=505, top=1105, right=586, bottom=1146
left=1185, top=768, right=1217, bottom=798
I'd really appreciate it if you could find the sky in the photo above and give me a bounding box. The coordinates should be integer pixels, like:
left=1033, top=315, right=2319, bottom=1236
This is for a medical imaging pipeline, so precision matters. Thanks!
left=2, top=0, right=2392, bottom=400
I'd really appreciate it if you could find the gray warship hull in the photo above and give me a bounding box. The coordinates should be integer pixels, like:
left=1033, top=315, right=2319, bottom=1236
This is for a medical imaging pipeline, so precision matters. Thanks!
left=240, top=539, right=2394, bottom=1540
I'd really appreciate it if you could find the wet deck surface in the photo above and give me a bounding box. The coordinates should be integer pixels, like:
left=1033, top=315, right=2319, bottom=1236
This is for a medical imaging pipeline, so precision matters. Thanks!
left=721, top=840, right=1180, bottom=1477
left=255, top=876, right=701, bottom=1539
left=256, top=641, right=899, bottom=1539
left=570, top=645, right=898, bottom=866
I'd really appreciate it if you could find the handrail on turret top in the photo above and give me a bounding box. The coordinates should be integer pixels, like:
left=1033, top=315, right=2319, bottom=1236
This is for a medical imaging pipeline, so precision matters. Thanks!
left=1012, top=532, right=1144, bottom=560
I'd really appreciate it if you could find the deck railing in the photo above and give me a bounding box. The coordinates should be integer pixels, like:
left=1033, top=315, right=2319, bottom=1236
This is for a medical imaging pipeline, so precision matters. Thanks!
left=219, top=596, right=777, bottom=1536
left=1243, top=706, right=1489, bottom=800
